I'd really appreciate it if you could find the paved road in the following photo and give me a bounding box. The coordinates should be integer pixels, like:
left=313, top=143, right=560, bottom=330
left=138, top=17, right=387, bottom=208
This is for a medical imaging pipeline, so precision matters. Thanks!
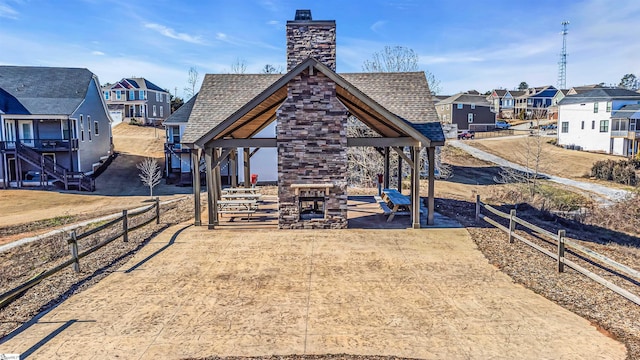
left=450, top=140, right=630, bottom=203
left=0, top=225, right=625, bottom=359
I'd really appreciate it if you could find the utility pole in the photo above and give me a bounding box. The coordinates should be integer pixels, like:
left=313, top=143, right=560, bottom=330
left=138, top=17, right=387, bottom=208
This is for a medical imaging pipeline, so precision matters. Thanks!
left=557, top=21, right=569, bottom=89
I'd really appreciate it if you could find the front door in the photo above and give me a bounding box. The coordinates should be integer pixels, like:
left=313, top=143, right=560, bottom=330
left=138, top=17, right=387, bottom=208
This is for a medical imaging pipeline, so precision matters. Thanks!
left=4, top=120, right=16, bottom=148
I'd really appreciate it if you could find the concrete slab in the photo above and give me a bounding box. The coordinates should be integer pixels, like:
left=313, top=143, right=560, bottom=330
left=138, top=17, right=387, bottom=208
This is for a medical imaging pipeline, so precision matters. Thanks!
left=0, top=225, right=626, bottom=359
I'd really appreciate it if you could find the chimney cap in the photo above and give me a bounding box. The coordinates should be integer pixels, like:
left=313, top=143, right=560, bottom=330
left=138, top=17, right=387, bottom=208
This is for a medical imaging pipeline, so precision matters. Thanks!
left=294, top=9, right=312, bottom=21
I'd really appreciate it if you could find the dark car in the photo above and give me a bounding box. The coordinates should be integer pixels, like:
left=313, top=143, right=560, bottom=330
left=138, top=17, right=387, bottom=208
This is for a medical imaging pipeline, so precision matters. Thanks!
left=457, top=130, right=475, bottom=140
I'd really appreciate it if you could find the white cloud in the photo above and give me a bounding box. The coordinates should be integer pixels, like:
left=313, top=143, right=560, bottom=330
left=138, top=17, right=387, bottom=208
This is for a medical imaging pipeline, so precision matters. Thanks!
left=216, top=32, right=228, bottom=40
left=91, top=50, right=105, bottom=56
left=144, top=23, right=204, bottom=44
left=267, top=20, right=279, bottom=26
left=0, top=2, right=18, bottom=19
left=370, top=20, right=387, bottom=33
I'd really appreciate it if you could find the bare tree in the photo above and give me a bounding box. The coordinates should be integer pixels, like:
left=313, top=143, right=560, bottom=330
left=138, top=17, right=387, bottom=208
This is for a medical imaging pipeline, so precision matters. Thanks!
left=261, top=64, right=283, bottom=74
left=184, top=66, right=199, bottom=100
left=230, top=58, right=247, bottom=74
left=137, top=158, right=163, bottom=199
left=362, top=45, right=441, bottom=94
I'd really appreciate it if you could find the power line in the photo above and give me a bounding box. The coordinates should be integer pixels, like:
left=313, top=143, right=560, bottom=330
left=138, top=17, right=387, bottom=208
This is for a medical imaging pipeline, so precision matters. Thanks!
left=558, top=21, right=569, bottom=89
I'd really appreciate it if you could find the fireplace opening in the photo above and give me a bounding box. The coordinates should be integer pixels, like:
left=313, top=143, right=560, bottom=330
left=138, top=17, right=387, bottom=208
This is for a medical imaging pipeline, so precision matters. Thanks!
left=299, top=196, right=325, bottom=220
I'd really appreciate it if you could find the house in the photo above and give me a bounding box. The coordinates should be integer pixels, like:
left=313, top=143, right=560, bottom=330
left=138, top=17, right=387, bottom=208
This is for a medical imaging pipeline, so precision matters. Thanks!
left=486, top=89, right=507, bottom=117
left=163, top=93, right=197, bottom=185
left=435, top=93, right=495, bottom=130
left=493, top=90, right=524, bottom=120
left=179, top=9, right=444, bottom=229
left=514, top=85, right=558, bottom=119
left=566, top=84, right=604, bottom=95
left=557, top=88, right=640, bottom=156
left=102, top=78, right=170, bottom=126
left=548, top=89, right=569, bottom=120
left=0, top=66, right=113, bottom=190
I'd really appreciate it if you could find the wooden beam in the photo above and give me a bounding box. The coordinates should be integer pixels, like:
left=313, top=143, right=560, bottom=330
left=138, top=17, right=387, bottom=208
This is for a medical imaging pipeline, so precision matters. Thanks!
left=412, top=146, right=421, bottom=229
left=214, top=148, right=222, bottom=200
left=209, top=138, right=277, bottom=148
left=243, top=148, right=250, bottom=187
left=427, top=147, right=435, bottom=226
left=397, top=152, right=402, bottom=192
left=230, top=149, right=238, bottom=188
left=249, top=147, right=261, bottom=158
left=347, top=137, right=418, bottom=147
left=205, top=148, right=216, bottom=230
left=191, top=149, right=201, bottom=226
left=392, top=147, right=413, bottom=167
left=383, top=147, right=390, bottom=189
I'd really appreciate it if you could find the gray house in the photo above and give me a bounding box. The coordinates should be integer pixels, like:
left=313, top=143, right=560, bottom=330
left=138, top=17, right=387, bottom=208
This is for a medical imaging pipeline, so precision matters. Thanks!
left=0, top=66, right=113, bottom=190
left=435, top=93, right=495, bottom=130
left=102, top=78, right=171, bottom=126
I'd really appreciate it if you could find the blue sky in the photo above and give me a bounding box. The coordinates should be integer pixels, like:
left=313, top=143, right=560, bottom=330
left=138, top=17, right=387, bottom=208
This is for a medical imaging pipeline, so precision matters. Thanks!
left=1, top=0, right=639, bottom=99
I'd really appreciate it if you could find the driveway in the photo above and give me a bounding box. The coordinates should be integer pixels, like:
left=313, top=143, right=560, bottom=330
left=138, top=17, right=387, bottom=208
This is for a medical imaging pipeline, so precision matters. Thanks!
left=450, top=139, right=630, bottom=203
left=0, top=225, right=625, bottom=359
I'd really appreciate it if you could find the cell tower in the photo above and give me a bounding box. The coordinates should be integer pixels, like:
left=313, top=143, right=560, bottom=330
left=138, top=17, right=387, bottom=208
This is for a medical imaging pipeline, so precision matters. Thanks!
left=557, top=21, right=569, bottom=89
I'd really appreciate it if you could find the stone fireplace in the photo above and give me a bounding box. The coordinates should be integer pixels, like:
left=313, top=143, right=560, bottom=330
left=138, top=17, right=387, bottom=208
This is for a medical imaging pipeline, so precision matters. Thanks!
left=277, top=10, right=348, bottom=229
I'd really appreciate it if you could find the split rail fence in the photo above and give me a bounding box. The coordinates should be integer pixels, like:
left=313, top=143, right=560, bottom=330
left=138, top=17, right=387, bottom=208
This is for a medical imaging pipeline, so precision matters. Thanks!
left=0, top=198, right=161, bottom=309
left=475, top=195, right=640, bottom=306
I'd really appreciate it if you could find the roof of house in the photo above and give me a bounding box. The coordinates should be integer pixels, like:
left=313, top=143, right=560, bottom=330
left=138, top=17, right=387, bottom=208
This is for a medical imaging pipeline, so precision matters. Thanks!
left=163, top=93, right=198, bottom=125
left=106, top=77, right=166, bottom=92
left=611, top=104, right=640, bottom=119
left=506, top=90, right=525, bottom=97
left=0, top=65, right=94, bottom=115
left=182, top=58, right=442, bottom=147
left=492, top=89, right=507, bottom=97
left=436, top=93, right=491, bottom=106
left=559, top=88, right=640, bottom=105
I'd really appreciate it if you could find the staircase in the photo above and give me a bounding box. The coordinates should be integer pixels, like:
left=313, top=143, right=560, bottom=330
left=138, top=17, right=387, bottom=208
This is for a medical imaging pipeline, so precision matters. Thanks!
left=15, top=143, right=94, bottom=191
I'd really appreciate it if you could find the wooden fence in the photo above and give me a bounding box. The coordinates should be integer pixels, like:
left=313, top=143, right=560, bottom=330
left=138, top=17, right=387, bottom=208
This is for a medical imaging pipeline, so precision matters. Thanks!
left=475, top=195, right=640, bottom=306
left=0, top=198, right=161, bottom=309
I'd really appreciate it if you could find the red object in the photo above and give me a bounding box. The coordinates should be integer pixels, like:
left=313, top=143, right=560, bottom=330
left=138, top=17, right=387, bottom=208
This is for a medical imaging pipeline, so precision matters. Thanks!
left=250, top=174, right=259, bottom=185
left=377, top=173, right=384, bottom=184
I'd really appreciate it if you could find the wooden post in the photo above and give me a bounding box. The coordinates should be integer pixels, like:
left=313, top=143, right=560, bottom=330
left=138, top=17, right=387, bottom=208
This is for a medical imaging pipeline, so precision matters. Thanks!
left=383, top=147, right=390, bottom=189
left=243, top=147, right=250, bottom=188
left=557, top=229, right=566, bottom=273
left=230, top=149, right=238, bottom=188
left=397, top=150, right=403, bottom=193
left=212, top=148, right=220, bottom=225
left=191, top=149, right=201, bottom=226
left=475, top=194, right=481, bottom=223
left=69, top=231, right=79, bottom=272
left=122, top=209, right=129, bottom=242
left=412, top=146, right=421, bottom=229
left=205, top=148, right=216, bottom=229
left=155, top=197, right=160, bottom=224
left=508, top=209, right=516, bottom=243
left=427, top=147, right=435, bottom=226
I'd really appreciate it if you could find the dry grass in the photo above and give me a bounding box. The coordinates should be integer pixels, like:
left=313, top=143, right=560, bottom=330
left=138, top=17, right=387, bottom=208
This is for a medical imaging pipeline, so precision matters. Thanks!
left=112, top=123, right=165, bottom=158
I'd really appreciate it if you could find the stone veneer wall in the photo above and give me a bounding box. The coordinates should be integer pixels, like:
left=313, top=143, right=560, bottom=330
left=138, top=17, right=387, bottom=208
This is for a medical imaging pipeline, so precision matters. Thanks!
left=277, top=70, right=348, bottom=229
left=286, top=21, right=336, bottom=71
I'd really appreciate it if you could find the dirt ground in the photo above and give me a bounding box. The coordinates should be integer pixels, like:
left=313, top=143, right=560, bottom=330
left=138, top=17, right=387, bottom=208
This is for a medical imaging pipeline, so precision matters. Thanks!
left=0, top=225, right=626, bottom=359
left=466, top=136, right=629, bottom=182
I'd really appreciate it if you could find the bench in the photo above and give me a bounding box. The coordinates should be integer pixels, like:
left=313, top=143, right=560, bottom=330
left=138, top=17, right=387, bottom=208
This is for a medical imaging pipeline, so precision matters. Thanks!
left=217, top=199, right=258, bottom=221
left=374, top=195, right=392, bottom=216
left=382, top=189, right=412, bottom=222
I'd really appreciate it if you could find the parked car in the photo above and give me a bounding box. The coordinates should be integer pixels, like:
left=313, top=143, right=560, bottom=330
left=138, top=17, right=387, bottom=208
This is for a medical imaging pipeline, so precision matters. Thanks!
left=457, top=130, right=475, bottom=140
left=495, top=120, right=511, bottom=129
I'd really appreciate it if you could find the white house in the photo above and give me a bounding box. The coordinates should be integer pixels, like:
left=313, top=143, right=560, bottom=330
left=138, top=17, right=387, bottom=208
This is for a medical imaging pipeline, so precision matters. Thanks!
left=557, top=88, right=640, bottom=156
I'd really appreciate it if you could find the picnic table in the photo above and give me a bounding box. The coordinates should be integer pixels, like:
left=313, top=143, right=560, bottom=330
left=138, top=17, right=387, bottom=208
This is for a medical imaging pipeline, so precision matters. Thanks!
left=379, top=188, right=412, bottom=222
left=221, top=187, right=260, bottom=195
left=217, top=199, right=259, bottom=221
left=221, top=193, right=262, bottom=201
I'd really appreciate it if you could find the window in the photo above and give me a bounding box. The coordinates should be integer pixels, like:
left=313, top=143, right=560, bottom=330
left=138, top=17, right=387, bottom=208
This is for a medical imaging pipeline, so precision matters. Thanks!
left=104, top=91, right=110, bottom=100
left=87, top=115, right=92, bottom=141
left=62, top=120, right=70, bottom=140
left=457, top=103, right=463, bottom=109
left=599, top=120, right=609, bottom=132
left=594, top=102, right=599, bottom=113
left=129, top=91, right=135, bottom=100
left=592, top=120, right=595, bottom=130
left=94, top=121, right=99, bottom=135
left=581, top=121, right=584, bottom=130
left=115, top=90, right=122, bottom=100
left=139, top=90, right=145, bottom=100
left=631, top=119, right=637, bottom=131
left=167, top=94, right=170, bottom=103
left=527, top=99, right=532, bottom=105
left=471, top=103, right=476, bottom=109
left=441, top=105, right=444, bottom=111
left=80, top=115, right=84, bottom=141
left=561, top=121, right=569, bottom=133
left=155, top=92, right=160, bottom=102
left=446, top=104, right=450, bottom=110
left=153, top=105, right=157, bottom=116
left=606, top=101, right=612, bottom=112
left=467, top=113, right=473, bottom=123
left=160, top=106, right=163, bottom=117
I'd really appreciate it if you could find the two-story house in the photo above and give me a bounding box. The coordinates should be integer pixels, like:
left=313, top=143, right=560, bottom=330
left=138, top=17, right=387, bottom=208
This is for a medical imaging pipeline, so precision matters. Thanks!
left=163, top=93, right=197, bottom=185
left=557, top=88, right=640, bottom=156
left=514, top=86, right=558, bottom=119
left=102, top=78, right=170, bottom=125
left=436, top=93, right=495, bottom=131
left=0, top=66, right=113, bottom=190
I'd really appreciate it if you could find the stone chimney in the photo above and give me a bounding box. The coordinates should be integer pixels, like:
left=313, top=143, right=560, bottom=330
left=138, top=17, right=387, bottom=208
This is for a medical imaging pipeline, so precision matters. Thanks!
left=286, top=10, right=336, bottom=71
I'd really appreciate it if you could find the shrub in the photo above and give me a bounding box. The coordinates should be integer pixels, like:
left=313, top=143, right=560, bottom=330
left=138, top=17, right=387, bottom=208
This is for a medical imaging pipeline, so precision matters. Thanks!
left=591, top=159, right=637, bottom=186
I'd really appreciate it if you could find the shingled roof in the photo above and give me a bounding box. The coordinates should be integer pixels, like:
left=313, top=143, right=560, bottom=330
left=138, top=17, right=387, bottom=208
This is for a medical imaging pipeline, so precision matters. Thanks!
left=107, top=77, right=166, bottom=92
left=164, top=93, right=199, bottom=125
left=611, top=104, right=640, bottom=119
left=559, top=88, right=640, bottom=105
left=436, top=93, right=491, bottom=106
left=182, top=58, right=441, bottom=146
left=0, top=65, right=94, bottom=115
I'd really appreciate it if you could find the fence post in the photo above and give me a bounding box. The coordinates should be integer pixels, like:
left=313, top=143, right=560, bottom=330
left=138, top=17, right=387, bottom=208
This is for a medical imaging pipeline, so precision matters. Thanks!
left=123, top=209, right=129, bottom=242
left=155, top=197, right=160, bottom=224
left=69, top=231, right=80, bottom=272
left=508, top=209, right=516, bottom=243
left=557, top=229, right=566, bottom=273
left=475, top=194, right=481, bottom=223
